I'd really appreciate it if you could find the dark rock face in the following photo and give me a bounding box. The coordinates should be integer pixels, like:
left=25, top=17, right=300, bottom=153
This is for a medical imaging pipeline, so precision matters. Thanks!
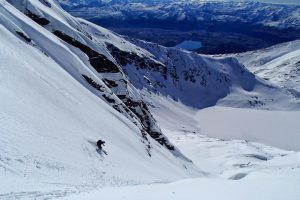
left=102, top=94, right=116, bottom=103
left=53, top=30, right=121, bottom=73
left=118, top=95, right=175, bottom=150
left=82, top=75, right=105, bottom=92
left=39, top=0, right=51, bottom=8
left=81, top=74, right=146, bottom=137
left=16, top=31, right=31, bottom=43
left=25, top=9, right=50, bottom=26
left=102, top=79, right=119, bottom=88
left=106, top=43, right=167, bottom=79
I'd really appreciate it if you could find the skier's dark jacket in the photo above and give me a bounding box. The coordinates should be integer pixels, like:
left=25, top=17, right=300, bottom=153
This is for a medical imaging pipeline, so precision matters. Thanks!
left=97, top=140, right=105, bottom=149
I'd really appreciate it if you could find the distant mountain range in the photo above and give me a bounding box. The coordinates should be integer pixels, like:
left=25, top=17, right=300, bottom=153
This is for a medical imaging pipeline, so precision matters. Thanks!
left=59, top=0, right=300, bottom=29
left=58, top=0, right=300, bottom=54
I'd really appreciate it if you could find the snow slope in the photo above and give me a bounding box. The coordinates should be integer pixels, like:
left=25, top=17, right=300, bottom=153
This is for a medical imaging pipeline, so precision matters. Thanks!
left=0, top=0, right=200, bottom=197
left=61, top=172, right=300, bottom=200
left=60, top=92, right=300, bottom=200
left=233, top=40, right=300, bottom=94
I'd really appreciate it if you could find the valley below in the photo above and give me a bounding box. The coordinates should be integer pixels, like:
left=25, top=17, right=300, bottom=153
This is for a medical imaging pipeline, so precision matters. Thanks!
left=61, top=0, right=300, bottom=54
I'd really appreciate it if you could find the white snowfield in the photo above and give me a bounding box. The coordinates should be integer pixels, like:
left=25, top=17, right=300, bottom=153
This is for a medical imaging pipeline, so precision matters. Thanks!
left=146, top=93, right=300, bottom=151
left=61, top=175, right=300, bottom=200
left=0, top=0, right=300, bottom=199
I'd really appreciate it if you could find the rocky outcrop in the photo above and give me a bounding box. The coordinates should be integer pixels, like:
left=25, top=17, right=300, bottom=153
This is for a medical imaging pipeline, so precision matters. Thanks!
left=53, top=30, right=121, bottom=73
left=106, top=43, right=167, bottom=79
left=25, top=9, right=50, bottom=26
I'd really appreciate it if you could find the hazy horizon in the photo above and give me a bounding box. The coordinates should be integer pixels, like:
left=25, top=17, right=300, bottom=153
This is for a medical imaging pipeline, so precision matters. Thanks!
left=197, top=0, right=300, bottom=5
left=244, top=0, right=299, bottom=5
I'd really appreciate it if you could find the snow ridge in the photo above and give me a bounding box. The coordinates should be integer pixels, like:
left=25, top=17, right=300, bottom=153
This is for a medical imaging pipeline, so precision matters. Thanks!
left=233, top=40, right=300, bottom=95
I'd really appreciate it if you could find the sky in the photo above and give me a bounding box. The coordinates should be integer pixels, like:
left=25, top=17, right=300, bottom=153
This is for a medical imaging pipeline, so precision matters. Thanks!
left=205, top=0, right=300, bottom=5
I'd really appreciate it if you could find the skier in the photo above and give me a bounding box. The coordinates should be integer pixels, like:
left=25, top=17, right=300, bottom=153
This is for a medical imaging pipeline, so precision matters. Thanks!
left=96, top=140, right=107, bottom=155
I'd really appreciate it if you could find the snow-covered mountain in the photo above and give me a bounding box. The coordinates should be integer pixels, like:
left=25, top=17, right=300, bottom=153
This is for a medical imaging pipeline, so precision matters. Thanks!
left=1, top=0, right=300, bottom=199
left=233, top=40, right=300, bottom=95
left=117, top=37, right=299, bottom=110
